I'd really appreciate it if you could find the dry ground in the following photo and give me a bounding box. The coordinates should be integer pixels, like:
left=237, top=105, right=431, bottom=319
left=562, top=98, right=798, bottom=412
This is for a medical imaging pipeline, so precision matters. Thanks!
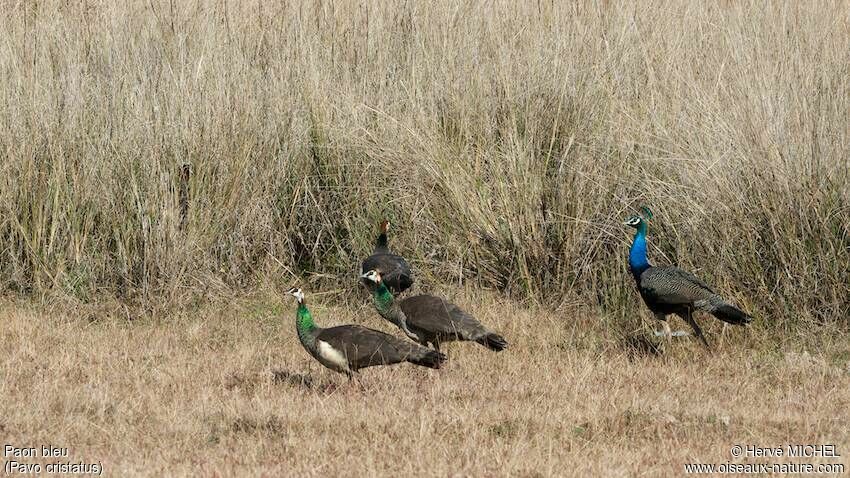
left=1, top=292, right=848, bottom=477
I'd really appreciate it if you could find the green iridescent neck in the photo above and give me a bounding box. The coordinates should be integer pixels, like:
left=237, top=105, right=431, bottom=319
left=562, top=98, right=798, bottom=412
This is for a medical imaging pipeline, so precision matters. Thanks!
left=296, top=303, right=316, bottom=342
left=373, top=282, right=395, bottom=315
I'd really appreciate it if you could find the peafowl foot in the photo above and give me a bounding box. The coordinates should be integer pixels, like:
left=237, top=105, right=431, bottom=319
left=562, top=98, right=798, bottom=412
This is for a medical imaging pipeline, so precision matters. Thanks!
left=653, top=330, right=690, bottom=337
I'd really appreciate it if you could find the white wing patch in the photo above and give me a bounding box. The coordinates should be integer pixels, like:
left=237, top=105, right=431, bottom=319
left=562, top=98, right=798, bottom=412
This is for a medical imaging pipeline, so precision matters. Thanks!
left=317, top=340, right=350, bottom=372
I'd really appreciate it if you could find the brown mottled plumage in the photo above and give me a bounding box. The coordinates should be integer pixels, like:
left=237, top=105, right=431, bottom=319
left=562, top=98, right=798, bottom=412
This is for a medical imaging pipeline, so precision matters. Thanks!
left=361, top=270, right=507, bottom=352
left=287, top=288, right=445, bottom=379
left=398, top=295, right=508, bottom=352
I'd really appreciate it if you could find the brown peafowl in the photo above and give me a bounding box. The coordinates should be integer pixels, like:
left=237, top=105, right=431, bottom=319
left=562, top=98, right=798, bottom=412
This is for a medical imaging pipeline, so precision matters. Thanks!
left=360, top=270, right=507, bottom=352
left=361, top=220, right=413, bottom=294
left=286, top=287, right=445, bottom=379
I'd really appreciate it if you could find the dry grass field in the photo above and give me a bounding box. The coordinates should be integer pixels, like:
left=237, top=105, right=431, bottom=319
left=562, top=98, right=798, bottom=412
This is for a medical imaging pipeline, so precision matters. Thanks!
left=1, top=0, right=849, bottom=476
left=1, top=293, right=849, bottom=476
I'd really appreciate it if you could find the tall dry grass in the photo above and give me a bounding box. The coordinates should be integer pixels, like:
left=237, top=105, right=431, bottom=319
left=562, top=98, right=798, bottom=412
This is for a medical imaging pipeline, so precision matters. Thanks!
left=0, top=1, right=847, bottom=329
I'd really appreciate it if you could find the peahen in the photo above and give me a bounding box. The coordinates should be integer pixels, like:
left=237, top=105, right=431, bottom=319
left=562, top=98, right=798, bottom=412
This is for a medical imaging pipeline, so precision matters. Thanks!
left=286, top=287, right=445, bottom=379
left=624, top=207, right=752, bottom=348
left=361, top=220, right=413, bottom=294
left=360, top=270, right=507, bottom=352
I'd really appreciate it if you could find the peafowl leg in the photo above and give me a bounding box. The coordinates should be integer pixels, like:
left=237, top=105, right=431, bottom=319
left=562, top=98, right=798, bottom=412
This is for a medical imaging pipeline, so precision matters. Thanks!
left=682, top=311, right=710, bottom=348
left=347, top=371, right=367, bottom=391
left=653, top=313, right=673, bottom=344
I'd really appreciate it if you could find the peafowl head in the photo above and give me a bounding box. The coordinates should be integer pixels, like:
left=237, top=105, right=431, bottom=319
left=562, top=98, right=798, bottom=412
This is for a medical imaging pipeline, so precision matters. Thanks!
left=360, top=269, right=382, bottom=285
left=286, top=287, right=305, bottom=303
left=624, top=206, right=652, bottom=229
left=380, top=220, right=390, bottom=233
left=623, top=214, right=643, bottom=228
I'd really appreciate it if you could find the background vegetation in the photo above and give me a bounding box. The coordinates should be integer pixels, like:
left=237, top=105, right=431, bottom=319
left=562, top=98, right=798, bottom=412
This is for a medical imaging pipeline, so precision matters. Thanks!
left=0, top=0, right=847, bottom=331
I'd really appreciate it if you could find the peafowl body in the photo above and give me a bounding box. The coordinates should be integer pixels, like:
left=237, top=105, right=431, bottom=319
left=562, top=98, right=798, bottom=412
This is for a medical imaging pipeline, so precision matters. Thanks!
left=360, top=270, right=507, bottom=352
left=361, top=220, right=413, bottom=294
left=625, top=211, right=752, bottom=347
left=287, top=288, right=445, bottom=378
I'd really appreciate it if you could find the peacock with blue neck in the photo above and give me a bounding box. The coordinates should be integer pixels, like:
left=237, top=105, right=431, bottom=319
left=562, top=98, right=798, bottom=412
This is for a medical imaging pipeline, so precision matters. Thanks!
left=624, top=206, right=653, bottom=278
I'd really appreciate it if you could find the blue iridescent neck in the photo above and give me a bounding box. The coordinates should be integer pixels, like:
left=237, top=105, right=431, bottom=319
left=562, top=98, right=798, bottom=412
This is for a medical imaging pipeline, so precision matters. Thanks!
left=629, top=222, right=651, bottom=277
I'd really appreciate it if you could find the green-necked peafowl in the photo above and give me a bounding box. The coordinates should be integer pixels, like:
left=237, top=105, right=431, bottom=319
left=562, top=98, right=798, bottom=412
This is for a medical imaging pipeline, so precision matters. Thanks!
left=360, top=270, right=507, bottom=352
left=286, top=287, right=445, bottom=379
left=624, top=207, right=752, bottom=348
left=361, top=220, right=413, bottom=294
